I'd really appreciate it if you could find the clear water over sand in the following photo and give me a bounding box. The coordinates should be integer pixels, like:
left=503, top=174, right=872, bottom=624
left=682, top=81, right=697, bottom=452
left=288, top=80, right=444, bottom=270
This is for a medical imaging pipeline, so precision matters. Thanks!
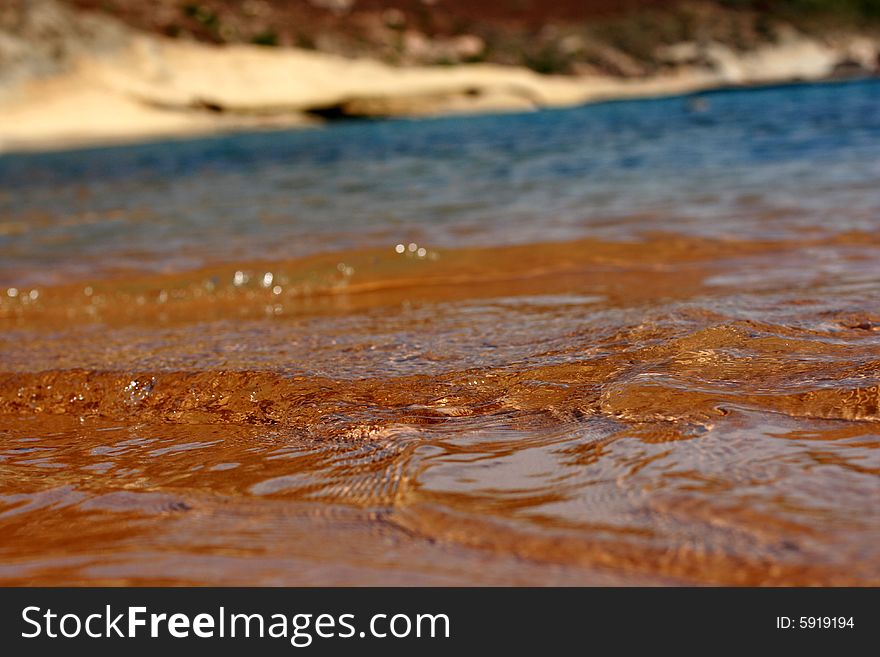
left=1, top=80, right=879, bottom=585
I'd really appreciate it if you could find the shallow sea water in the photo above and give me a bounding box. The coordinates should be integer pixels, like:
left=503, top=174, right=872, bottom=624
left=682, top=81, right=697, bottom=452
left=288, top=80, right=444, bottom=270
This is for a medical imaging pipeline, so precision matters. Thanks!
left=0, top=80, right=879, bottom=585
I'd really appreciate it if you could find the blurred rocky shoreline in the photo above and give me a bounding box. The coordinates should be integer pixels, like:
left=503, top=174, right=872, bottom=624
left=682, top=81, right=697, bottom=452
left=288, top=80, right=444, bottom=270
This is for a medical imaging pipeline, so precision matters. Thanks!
left=1, top=0, right=878, bottom=152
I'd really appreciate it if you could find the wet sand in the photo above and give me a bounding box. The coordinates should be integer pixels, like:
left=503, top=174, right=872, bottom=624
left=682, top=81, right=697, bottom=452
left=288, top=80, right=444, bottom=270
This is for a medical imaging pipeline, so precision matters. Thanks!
left=1, top=232, right=879, bottom=585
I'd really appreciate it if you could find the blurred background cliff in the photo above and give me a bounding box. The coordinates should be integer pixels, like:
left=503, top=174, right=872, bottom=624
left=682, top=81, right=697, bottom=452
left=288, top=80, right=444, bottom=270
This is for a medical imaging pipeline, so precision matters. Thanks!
left=1, top=0, right=879, bottom=150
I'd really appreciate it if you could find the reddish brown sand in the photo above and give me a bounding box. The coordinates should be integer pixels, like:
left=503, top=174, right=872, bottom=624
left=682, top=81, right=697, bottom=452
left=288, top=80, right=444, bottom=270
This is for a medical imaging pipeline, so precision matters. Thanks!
left=1, top=233, right=879, bottom=585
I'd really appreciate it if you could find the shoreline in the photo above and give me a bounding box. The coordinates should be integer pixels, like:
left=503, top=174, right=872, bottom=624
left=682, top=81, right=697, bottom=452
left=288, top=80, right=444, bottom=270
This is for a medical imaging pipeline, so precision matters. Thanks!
left=1, top=6, right=878, bottom=155
left=2, top=74, right=877, bottom=157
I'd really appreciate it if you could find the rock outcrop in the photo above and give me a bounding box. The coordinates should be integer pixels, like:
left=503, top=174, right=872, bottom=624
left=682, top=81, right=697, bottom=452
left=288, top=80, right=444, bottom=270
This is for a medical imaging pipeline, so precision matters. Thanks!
left=0, top=1, right=877, bottom=152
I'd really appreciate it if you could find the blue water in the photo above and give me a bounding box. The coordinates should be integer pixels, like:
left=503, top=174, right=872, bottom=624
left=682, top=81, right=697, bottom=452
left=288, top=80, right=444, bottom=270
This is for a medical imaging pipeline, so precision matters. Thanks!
left=2, top=78, right=880, bottom=285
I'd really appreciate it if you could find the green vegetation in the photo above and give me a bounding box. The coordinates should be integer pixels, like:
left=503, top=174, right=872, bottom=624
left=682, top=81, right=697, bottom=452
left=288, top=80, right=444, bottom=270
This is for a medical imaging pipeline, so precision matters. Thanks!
left=295, top=33, right=316, bottom=50
left=598, top=10, right=696, bottom=62
left=721, top=1, right=880, bottom=21
left=182, top=3, right=219, bottom=30
left=523, top=45, right=576, bottom=75
left=251, top=31, right=278, bottom=47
